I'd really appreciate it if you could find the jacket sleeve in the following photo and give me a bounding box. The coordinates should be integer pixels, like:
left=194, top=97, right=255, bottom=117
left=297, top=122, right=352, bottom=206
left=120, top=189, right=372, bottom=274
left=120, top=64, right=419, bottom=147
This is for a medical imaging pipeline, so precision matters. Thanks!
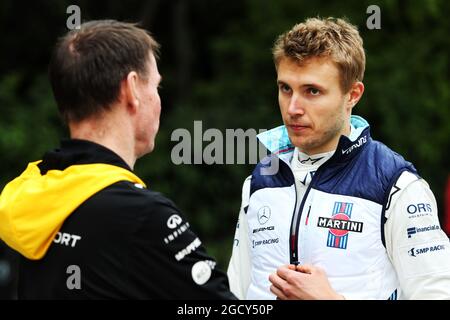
left=227, top=176, right=252, bottom=300
left=129, top=191, right=237, bottom=299
left=384, top=171, right=450, bottom=299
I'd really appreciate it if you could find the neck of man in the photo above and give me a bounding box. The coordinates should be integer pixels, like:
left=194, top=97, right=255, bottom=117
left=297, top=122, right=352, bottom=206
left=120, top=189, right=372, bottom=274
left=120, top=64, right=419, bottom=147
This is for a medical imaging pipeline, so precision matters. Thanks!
left=69, top=109, right=137, bottom=170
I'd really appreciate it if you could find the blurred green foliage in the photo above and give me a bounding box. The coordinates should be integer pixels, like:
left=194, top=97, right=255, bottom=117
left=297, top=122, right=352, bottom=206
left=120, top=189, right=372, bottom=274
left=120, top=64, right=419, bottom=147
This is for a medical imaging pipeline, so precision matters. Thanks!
left=0, top=0, right=448, bottom=269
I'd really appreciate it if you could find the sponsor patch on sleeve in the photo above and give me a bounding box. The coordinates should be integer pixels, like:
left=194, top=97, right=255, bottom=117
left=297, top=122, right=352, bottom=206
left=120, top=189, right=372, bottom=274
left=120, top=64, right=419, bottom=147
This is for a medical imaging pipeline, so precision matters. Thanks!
left=399, top=239, right=450, bottom=278
left=191, top=261, right=212, bottom=285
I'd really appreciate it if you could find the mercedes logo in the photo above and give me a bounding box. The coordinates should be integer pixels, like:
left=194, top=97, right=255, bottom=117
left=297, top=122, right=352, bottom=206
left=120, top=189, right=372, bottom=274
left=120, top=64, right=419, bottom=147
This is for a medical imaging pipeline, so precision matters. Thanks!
left=257, top=206, right=271, bottom=225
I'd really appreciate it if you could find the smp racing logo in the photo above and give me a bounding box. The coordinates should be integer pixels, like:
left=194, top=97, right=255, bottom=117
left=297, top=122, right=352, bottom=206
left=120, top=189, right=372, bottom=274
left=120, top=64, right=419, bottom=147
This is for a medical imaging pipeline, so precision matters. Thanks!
left=317, top=202, right=363, bottom=249
left=408, top=244, right=446, bottom=257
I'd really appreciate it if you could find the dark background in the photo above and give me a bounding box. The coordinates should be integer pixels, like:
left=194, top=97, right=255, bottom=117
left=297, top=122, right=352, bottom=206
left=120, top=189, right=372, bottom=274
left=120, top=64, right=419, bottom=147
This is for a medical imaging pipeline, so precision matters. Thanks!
left=0, top=0, right=449, bottom=299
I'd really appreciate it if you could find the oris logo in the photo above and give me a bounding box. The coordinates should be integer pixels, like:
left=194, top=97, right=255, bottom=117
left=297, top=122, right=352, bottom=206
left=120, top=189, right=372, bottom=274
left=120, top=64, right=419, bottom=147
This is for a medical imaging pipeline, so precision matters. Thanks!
left=407, top=203, right=432, bottom=214
left=167, top=214, right=183, bottom=229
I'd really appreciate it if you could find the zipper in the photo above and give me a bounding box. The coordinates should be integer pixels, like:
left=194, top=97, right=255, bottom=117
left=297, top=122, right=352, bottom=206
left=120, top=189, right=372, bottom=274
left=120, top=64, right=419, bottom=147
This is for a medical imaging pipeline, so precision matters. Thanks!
left=305, top=206, right=311, bottom=226
left=288, top=160, right=331, bottom=265
left=288, top=173, right=299, bottom=265
left=289, top=181, right=314, bottom=265
left=286, top=129, right=365, bottom=265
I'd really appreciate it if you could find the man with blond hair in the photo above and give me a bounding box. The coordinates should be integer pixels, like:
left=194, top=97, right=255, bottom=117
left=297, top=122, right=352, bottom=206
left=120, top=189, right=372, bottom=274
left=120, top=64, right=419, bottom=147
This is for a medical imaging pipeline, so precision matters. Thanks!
left=228, top=17, right=450, bottom=300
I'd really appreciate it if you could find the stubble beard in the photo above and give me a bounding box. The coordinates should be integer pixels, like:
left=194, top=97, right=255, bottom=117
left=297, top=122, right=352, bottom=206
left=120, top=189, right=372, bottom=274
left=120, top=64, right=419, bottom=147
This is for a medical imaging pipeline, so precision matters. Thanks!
left=298, top=113, right=346, bottom=155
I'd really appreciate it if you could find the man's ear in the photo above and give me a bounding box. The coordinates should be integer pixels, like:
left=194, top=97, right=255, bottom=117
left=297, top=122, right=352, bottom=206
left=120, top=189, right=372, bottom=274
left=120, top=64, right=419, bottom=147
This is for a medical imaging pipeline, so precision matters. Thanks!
left=347, top=81, right=365, bottom=110
left=121, top=71, right=140, bottom=114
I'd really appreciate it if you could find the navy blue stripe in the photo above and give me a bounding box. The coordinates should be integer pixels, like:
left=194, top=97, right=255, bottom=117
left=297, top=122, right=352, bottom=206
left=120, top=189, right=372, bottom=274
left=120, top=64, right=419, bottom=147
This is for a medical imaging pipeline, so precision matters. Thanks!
left=250, top=155, right=294, bottom=197
left=381, top=169, right=419, bottom=248
left=388, top=289, right=397, bottom=300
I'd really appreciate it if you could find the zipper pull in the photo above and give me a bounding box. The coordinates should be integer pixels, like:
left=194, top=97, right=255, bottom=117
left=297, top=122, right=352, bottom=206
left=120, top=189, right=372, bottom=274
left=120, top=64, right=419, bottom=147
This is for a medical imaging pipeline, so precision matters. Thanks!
left=305, top=206, right=311, bottom=225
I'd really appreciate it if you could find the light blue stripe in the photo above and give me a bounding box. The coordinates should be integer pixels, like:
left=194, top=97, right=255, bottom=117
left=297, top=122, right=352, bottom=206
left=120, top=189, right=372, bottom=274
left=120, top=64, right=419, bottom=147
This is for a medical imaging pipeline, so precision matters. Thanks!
left=347, top=203, right=353, bottom=217
left=348, top=116, right=369, bottom=142
left=342, top=235, right=348, bottom=249
left=328, top=233, right=334, bottom=247
left=333, top=202, right=339, bottom=214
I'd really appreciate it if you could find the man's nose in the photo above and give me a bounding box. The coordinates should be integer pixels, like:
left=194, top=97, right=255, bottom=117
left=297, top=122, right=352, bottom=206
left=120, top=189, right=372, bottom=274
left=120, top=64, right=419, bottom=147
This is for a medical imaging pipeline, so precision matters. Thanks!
left=287, top=95, right=305, bottom=117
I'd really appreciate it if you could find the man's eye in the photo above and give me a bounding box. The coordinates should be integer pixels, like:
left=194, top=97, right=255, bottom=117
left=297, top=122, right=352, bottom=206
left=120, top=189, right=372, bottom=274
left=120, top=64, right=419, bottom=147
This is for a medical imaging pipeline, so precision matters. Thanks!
left=308, top=88, right=320, bottom=96
left=280, top=84, right=291, bottom=93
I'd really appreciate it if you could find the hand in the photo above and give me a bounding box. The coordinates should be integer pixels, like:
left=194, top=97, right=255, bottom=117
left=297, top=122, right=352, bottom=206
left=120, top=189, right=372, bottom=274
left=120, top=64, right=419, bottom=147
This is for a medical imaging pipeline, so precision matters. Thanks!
left=268, top=264, right=345, bottom=300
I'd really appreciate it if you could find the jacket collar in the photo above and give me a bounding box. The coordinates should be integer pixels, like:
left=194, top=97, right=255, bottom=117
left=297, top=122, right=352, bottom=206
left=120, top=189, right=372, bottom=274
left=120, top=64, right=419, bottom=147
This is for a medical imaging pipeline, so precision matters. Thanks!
left=257, top=115, right=370, bottom=163
left=38, top=139, right=132, bottom=175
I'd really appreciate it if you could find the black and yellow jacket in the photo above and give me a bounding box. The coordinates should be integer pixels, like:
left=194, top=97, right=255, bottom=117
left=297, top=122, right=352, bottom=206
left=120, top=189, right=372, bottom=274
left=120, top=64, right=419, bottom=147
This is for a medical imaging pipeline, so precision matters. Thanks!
left=0, top=139, right=235, bottom=299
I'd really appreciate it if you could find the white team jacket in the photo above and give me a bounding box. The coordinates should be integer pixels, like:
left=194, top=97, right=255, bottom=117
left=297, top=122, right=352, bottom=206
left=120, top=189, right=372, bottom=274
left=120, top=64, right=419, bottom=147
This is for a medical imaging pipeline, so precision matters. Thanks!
left=228, top=116, right=450, bottom=300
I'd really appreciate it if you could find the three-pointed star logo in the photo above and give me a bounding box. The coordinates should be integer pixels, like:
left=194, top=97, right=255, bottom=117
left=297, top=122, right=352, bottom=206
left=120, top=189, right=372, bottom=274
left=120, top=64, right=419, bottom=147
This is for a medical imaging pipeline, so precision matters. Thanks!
left=257, top=206, right=271, bottom=225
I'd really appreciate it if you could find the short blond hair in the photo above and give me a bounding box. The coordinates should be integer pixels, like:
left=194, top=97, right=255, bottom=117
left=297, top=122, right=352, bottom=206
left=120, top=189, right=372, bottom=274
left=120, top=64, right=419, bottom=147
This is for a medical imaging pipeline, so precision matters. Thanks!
left=273, top=17, right=365, bottom=92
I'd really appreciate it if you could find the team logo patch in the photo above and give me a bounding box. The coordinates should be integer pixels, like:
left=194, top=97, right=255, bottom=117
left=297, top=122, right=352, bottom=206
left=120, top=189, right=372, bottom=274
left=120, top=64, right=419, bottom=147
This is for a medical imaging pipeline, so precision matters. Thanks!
left=191, top=261, right=212, bottom=285
left=167, top=214, right=183, bottom=229
left=317, top=202, right=363, bottom=249
left=407, top=224, right=440, bottom=238
left=408, top=244, right=446, bottom=257
left=257, top=206, right=271, bottom=225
